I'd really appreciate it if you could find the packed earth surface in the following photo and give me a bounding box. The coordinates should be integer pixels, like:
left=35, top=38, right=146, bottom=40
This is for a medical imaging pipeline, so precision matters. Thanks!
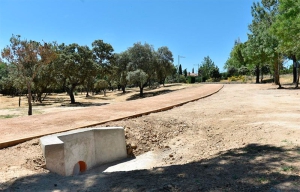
left=1, top=83, right=300, bottom=191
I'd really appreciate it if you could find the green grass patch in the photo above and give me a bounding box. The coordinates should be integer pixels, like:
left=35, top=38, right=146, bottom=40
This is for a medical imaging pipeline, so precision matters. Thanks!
left=281, top=165, right=297, bottom=172
left=0, top=114, right=18, bottom=119
left=256, top=177, right=269, bottom=184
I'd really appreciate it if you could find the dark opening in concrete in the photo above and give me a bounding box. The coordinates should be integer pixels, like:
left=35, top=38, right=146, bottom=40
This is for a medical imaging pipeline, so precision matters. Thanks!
left=73, top=161, right=87, bottom=175
left=78, top=161, right=87, bottom=172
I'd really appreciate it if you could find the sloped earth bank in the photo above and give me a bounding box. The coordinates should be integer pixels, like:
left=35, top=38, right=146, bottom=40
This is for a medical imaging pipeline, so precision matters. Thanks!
left=1, top=84, right=300, bottom=191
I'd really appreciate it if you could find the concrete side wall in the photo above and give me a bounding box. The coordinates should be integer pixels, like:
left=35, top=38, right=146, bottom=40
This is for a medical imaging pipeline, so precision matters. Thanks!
left=94, top=128, right=127, bottom=165
left=44, top=143, right=65, bottom=175
left=59, top=130, right=96, bottom=176
left=40, top=127, right=127, bottom=176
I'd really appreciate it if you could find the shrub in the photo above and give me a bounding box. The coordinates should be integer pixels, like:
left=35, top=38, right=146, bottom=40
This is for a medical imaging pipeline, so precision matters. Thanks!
left=195, top=77, right=201, bottom=82
left=206, top=78, right=220, bottom=82
left=228, top=75, right=246, bottom=82
left=179, top=75, right=186, bottom=83
left=187, top=76, right=196, bottom=84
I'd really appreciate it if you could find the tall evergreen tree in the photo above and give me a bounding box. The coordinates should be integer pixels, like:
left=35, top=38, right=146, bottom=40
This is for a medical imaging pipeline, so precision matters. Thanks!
left=183, top=68, right=187, bottom=77
left=178, top=64, right=183, bottom=75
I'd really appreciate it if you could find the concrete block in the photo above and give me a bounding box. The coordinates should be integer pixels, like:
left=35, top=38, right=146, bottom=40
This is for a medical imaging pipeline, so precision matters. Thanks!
left=40, top=127, right=127, bottom=176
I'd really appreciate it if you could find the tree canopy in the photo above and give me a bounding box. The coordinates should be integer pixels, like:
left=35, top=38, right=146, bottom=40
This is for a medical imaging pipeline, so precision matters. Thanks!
left=199, top=56, right=219, bottom=82
left=224, top=0, right=291, bottom=87
left=0, top=35, right=176, bottom=114
left=1, top=35, right=57, bottom=115
left=271, top=0, right=300, bottom=86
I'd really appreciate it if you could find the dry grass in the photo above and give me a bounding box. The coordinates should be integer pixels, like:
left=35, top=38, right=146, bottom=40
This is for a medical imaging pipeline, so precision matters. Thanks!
left=0, top=83, right=197, bottom=119
left=221, top=74, right=294, bottom=84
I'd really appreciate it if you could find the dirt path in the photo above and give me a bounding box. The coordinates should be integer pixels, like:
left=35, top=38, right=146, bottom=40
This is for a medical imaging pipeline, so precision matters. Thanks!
left=1, top=84, right=300, bottom=191
left=0, top=84, right=222, bottom=148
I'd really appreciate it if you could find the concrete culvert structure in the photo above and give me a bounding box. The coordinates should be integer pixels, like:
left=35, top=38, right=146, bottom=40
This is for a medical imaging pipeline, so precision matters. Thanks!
left=40, top=127, right=127, bottom=176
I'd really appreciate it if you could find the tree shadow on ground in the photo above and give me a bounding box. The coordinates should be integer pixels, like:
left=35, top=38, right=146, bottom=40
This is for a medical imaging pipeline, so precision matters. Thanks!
left=60, top=102, right=109, bottom=107
left=126, top=89, right=175, bottom=101
left=115, top=90, right=133, bottom=96
left=163, top=83, right=184, bottom=88
left=3, top=144, right=300, bottom=191
left=31, top=94, right=113, bottom=106
left=84, top=95, right=110, bottom=100
left=267, top=85, right=300, bottom=90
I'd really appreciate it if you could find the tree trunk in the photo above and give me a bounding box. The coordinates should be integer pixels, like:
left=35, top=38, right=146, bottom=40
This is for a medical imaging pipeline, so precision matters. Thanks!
left=139, top=86, right=144, bottom=97
left=296, top=65, right=299, bottom=88
left=255, top=65, right=260, bottom=83
left=292, top=55, right=297, bottom=83
left=42, top=93, right=48, bottom=102
left=274, top=57, right=281, bottom=88
left=85, top=85, right=90, bottom=97
left=121, top=86, right=126, bottom=93
left=37, top=93, right=43, bottom=103
left=27, top=83, right=32, bottom=116
left=293, top=66, right=297, bottom=83
left=19, top=96, right=21, bottom=107
left=67, top=86, right=76, bottom=104
left=260, top=67, right=263, bottom=82
left=69, top=91, right=75, bottom=103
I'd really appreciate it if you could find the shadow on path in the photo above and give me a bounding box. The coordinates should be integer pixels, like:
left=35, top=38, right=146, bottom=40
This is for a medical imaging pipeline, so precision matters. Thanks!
left=60, top=102, right=110, bottom=107
left=126, top=89, right=175, bottom=101
left=3, top=144, right=300, bottom=191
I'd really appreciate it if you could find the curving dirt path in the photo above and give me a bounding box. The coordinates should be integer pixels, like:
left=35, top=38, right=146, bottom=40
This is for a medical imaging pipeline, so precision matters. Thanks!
left=1, top=83, right=300, bottom=191
left=0, top=84, right=223, bottom=149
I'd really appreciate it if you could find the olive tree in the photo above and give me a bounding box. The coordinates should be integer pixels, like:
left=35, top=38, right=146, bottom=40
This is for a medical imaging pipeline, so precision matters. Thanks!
left=126, top=69, right=148, bottom=97
left=1, top=35, right=56, bottom=115
left=156, top=46, right=174, bottom=86
left=56, top=43, right=96, bottom=104
left=127, top=42, right=156, bottom=96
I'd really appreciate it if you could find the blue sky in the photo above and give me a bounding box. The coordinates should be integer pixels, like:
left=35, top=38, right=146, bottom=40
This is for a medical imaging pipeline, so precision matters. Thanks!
left=0, top=0, right=255, bottom=72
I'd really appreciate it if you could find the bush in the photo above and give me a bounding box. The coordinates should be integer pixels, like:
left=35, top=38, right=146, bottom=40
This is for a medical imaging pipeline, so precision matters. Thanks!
left=220, top=72, right=228, bottom=80
left=187, top=76, right=196, bottom=84
left=179, top=75, right=186, bottom=83
left=195, top=77, right=201, bottom=82
left=206, top=78, right=220, bottom=82
left=202, top=76, right=208, bottom=82
left=228, top=75, right=246, bottom=82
